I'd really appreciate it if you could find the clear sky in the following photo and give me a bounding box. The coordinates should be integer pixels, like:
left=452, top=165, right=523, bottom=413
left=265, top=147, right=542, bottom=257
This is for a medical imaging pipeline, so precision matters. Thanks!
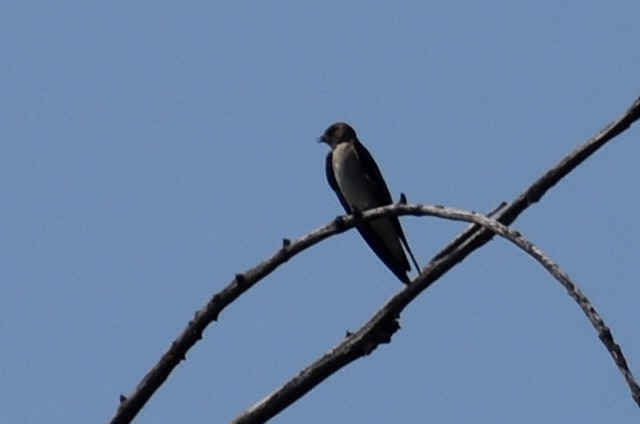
left=2, top=2, right=639, bottom=423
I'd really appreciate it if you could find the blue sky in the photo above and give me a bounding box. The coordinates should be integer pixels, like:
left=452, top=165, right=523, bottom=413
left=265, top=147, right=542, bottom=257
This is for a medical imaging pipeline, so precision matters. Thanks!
left=2, top=2, right=639, bottom=423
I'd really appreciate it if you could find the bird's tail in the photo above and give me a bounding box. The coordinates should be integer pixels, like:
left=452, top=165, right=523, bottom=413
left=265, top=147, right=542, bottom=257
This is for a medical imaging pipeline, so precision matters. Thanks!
left=404, top=241, right=420, bottom=275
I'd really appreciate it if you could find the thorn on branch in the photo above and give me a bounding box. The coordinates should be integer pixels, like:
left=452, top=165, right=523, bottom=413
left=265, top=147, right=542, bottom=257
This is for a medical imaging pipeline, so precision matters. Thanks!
left=399, top=193, right=408, bottom=204
left=235, top=274, right=246, bottom=285
left=362, top=317, right=402, bottom=356
left=334, top=215, right=349, bottom=229
left=119, top=394, right=128, bottom=404
left=487, top=201, right=508, bottom=217
left=282, top=238, right=291, bottom=248
left=380, top=316, right=401, bottom=340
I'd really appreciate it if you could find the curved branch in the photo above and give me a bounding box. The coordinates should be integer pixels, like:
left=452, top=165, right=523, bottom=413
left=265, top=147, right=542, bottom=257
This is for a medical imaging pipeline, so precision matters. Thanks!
left=109, top=96, right=640, bottom=424
left=109, top=210, right=366, bottom=424
left=438, top=96, right=640, bottom=259
left=232, top=204, right=640, bottom=423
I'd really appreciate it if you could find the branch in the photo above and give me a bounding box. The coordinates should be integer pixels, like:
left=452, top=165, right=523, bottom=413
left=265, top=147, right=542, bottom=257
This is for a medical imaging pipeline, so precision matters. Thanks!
left=232, top=204, right=640, bottom=424
left=109, top=211, right=369, bottom=424
left=109, top=96, right=640, bottom=424
left=439, top=95, right=640, bottom=259
left=231, top=95, right=640, bottom=422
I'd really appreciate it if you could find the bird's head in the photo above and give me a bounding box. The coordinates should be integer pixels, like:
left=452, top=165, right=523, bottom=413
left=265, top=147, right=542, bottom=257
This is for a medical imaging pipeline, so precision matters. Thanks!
left=318, top=122, right=357, bottom=148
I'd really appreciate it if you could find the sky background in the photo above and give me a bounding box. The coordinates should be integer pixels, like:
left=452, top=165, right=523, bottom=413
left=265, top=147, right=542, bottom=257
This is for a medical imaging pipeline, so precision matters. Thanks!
left=2, top=2, right=639, bottom=423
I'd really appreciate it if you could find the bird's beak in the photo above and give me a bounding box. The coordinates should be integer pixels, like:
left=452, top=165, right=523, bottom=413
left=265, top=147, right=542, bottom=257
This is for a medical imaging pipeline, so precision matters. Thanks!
left=317, top=135, right=326, bottom=144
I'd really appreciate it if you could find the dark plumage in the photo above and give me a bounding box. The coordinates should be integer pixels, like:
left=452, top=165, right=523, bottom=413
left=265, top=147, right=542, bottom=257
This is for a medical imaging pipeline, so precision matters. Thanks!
left=320, top=122, right=419, bottom=284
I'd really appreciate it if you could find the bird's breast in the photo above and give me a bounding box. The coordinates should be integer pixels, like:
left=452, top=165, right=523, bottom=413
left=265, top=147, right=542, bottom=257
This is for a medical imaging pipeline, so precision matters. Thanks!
left=332, top=143, right=379, bottom=210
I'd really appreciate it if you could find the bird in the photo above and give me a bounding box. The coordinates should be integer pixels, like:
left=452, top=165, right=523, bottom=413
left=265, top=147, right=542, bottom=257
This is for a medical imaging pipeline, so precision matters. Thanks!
left=319, top=122, right=420, bottom=284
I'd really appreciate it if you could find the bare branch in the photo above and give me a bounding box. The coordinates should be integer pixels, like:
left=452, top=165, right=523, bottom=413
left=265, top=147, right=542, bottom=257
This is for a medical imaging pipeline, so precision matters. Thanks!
left=109, top=96, right=640, bottom=424
left=439, top=96, right=640, bottom=259
left=110, top=214, right=360, bottom=424
left=231, top=204, right=640, bottom=423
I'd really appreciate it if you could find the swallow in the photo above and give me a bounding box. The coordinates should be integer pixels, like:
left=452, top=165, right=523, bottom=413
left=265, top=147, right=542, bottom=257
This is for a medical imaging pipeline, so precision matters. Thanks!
left=319, top=122, right=420, bottom=284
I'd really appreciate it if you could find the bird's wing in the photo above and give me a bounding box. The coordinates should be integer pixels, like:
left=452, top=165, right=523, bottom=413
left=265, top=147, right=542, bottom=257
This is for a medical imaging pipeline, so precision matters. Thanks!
left=351, top=139, right=393, bottom=204
left=353, top=139, right=420, bottom=272
left=356, top=220, right=412, bottom=284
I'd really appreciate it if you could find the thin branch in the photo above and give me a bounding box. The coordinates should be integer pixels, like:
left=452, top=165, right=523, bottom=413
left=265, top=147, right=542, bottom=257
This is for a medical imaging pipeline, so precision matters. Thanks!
left=231, top=204, right=640, bottom=423
left=438, top=96, right=640, bottom=259
left=110, top=211, right=363, bottom=424
left=109, top=96, right=640, bottom=424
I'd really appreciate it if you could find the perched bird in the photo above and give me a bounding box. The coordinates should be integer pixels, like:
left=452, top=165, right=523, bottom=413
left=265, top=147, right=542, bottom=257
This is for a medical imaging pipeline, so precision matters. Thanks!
left=319, top=122, right=420, bottom=284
